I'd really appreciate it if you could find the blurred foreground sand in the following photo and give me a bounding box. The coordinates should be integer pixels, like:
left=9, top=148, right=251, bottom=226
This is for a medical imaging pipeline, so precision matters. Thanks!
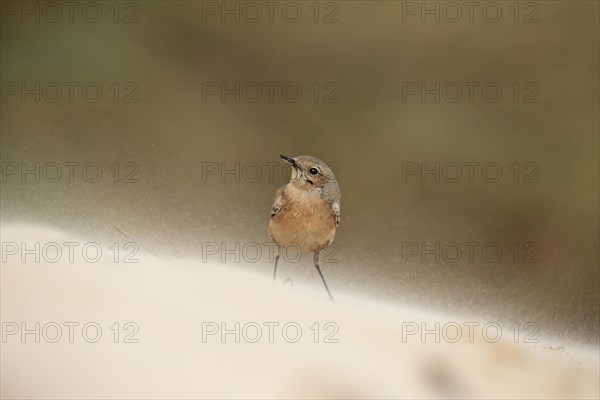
left=1, top=223, right=598, bottom=399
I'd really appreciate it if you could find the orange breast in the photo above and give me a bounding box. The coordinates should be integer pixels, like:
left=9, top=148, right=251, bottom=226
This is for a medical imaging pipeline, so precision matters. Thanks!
left=268, top=193, right=336, bottom=253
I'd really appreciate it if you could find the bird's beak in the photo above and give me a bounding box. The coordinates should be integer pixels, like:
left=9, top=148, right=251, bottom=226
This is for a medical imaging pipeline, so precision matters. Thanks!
left=279, top=154, right=297, bottom=168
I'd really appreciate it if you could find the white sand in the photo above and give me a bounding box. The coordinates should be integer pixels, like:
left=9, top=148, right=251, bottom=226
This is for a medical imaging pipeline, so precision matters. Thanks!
left=1, top=222, right=598, bottom=399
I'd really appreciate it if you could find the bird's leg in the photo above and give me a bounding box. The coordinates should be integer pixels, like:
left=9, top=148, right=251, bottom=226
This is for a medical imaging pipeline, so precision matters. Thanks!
left=273, top=245, right=280, bottom=282
left=314, top=251, right=334, bottom=302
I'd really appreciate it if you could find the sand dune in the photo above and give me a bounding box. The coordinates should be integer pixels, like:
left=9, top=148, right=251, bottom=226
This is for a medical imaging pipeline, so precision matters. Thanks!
left=1, top=222, right=598, bottom=399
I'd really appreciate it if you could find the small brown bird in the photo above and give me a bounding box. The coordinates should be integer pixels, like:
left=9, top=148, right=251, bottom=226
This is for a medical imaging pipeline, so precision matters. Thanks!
left=268, top=155, right=340, bottom=301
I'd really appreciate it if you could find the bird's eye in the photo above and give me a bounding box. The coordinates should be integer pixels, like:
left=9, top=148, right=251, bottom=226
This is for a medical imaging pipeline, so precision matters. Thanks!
left=309, top=167, right=319, bottom=175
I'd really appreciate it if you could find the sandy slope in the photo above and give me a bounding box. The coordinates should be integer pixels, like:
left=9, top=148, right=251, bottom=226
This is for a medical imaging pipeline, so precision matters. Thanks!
left=1, top=223, right=598, bottom=399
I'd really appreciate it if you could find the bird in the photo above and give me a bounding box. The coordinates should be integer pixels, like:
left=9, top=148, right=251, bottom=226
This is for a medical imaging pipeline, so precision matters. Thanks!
left=268, top=154, right=340, bottom=301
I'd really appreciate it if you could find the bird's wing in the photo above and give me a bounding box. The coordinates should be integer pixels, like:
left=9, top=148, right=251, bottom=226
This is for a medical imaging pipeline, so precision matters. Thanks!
left=270, top=185, right=285, bottom=217
left=332, top=201, right=340, bottom=226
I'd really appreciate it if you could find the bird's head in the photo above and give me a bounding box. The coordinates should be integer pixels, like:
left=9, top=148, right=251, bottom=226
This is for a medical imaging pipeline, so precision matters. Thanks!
left=279, top=154, right=339, bottom=198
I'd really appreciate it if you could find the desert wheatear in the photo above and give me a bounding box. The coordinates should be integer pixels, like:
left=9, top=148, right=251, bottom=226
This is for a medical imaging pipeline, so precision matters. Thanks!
left=268, top=155, right=340, bottom=301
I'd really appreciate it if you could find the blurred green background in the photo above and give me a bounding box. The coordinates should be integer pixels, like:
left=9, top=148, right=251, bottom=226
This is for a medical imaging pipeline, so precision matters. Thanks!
left=1, top=1, right=598, bottom=343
